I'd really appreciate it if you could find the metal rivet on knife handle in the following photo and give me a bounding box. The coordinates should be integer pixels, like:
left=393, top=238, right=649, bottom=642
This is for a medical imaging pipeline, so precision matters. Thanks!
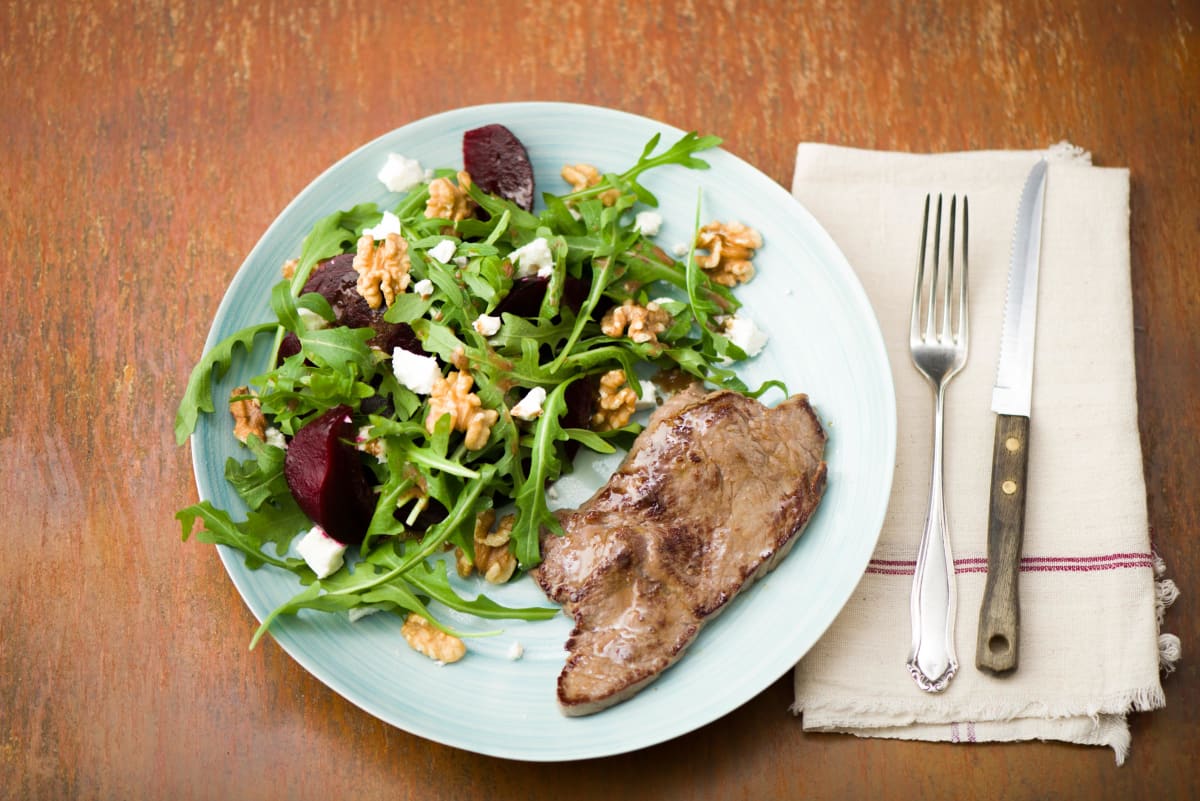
left=977, top=414, right=1030, bottom=673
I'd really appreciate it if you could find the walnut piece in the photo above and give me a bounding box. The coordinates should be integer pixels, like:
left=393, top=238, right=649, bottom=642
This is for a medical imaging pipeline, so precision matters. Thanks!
left=455, top=509, right=518, bottom=583
left=694, top=221, right=763, bottom=287
left=425, top=170, right=476, bottom=222
left=229, top=386, right=267, bottom=443
left=281, top=258, right=298, bottom=280
left=600, top=299, right=671, bottom=345
left=401, top=614, right=466, bottom=664
left=353, top=232, right=411, bottom=309
left=591, top=368, right=638, bottom=432
left=425, top=371, right=499, bottom=450
left=561, top=163, right=621, bottom=206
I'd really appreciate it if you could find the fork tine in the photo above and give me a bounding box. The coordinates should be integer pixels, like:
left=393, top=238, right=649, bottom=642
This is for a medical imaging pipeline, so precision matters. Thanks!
left=959, top=196, right=969, bottom=345
left=911, top=194, right=932, bottom=344
left=942, top=196, right=957, bottom=341
left=927, top=194, right=943, bottom=341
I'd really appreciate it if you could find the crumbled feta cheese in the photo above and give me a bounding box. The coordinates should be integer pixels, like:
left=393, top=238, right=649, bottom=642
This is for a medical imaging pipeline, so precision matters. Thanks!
left=295, top=526, right=347, bottom=579
left=723, top=313, right=769, bottom=357
left=509, top=237, right=555, bottom=278
left=634, top=211, right=663, bottom=236
left=472, top=314, right=502, bottom=337
left=672, top=242, right=690, bottom=257
left=362, top=210, right=402, bottom=240
left=635, top=380, right=659, bottom=410
left=510, top=386, right=547, bottom=420
left=264, top=427, right=287, bottom=449
left=377, top=153, right=425, bottom=193
left=452, top=255, right=469, bottom=267
left=413, top=278, right=435, bottom=298
left=392, top=347, right=442, bottom=395
left=348, top=606, right=381, bottom=623
left=506, top=641, right=525, bottom=661
left=546, top=483, right=559, bottom=501
left=427, top=239, right=457, bottom=264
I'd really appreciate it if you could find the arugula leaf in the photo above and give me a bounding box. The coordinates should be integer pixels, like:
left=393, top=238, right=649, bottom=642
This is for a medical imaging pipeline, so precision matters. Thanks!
left=560, top=131, right=723, bottom=207
left=224, top=437, right=288, bottom=510
left=402, top=559, right=558, bottom=621
left=175, top=321, right=276, bottom=445
left=511, top=380, right=574, bottom=567
left=177, top=500, right=308, bottom=571
left=297, top=326, right=376, bottom=372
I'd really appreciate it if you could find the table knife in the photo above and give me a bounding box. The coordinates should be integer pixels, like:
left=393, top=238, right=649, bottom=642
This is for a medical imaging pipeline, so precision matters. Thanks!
left=976, top=159, right=1048, bottom=674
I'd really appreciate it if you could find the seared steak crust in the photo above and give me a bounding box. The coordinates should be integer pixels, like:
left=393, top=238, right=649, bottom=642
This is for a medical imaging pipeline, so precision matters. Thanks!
left=532, top=388, right=828, bottom=715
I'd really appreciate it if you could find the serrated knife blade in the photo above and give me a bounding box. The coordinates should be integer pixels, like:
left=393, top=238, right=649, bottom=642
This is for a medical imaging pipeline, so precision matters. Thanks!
left=976, top=159, right=1048, bottom=675
left=992, top=159, right=1048, bottom=417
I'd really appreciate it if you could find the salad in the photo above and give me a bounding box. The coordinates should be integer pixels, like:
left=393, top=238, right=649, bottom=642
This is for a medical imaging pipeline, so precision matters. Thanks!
left=175, top=124, right=779, bottom=653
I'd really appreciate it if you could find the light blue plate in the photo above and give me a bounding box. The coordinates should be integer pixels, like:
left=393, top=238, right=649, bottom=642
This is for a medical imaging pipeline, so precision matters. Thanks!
left=190, top=102, right=896, bottom=761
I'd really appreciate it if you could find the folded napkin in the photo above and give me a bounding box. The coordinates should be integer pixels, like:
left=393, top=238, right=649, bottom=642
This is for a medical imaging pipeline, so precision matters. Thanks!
left=789, top=144, right=1180, bottom=764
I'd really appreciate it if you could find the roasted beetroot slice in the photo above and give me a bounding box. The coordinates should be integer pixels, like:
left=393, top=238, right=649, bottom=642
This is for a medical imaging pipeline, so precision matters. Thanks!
left=284, top=405, right=375, bottom=545
left=300, top=253, right=421, bottom=355
left=463, top=124, right=535, bottom=211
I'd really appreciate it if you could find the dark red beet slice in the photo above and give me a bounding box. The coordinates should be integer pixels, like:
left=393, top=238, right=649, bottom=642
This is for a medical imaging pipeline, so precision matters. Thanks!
left=284, top=405, right=376, bottom=545
left=463, top=124, right=535, bottom=211
left=279, top=254, right=421, bottom=364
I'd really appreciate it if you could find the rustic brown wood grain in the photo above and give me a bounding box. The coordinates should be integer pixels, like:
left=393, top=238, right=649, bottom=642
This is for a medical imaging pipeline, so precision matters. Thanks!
left=2, top=1, right=1196, bottom=799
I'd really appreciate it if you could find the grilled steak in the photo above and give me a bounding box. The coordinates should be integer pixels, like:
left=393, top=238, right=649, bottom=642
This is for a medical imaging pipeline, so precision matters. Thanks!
left=532, top=387, right=827, bottom=715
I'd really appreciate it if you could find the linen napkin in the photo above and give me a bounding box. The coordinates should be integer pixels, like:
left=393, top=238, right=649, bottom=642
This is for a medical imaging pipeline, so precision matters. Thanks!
left=788, top=143, right=1180, bottom=764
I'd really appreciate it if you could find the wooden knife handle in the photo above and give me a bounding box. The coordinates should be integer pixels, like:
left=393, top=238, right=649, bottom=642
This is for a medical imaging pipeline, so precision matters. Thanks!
left=976, top=413, right=1030, bottom=674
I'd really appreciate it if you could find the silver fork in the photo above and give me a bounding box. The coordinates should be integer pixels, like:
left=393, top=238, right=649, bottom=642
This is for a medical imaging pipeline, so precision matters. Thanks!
left=906, top=193, right=969, bottom=693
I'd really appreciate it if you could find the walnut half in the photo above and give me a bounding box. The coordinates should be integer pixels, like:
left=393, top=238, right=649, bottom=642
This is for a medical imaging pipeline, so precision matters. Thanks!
left=353, top=232, right=411, bottom=309
left=561, top=163, right=621, bottom=206
left=401, top=614, right=466, bottom=664
left=229, top=386, right=267, bottom=443
left=456, top=510, right=518, bottom=584
left=425, top=371, right=499, bottom=451
left=694, top=221, right=763, bottom=287
left=425, top=170, right=476, bottom=222
left=591, top=368, right=638, bottom=432
left=600, top=299, right=671, bottom=345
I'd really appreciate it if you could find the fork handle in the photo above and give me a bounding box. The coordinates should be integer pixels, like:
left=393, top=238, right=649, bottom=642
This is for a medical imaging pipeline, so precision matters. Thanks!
left=976, top=413, right=1030, bottom=674
left=907, top=386, right=959, bottom=693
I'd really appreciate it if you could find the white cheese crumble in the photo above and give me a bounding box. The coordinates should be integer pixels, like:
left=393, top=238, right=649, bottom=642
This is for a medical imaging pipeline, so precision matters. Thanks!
left=348, top=606, right=381, bottom=623
left=510, top=386, right=547, bottom=420
left=453, top=255, right=469, bottom=267
left=672, top=242, right=691, bottom=257
left=377, top=153, right=425, bottom=193
left=506, top=641, right=525, bottom=661
left=635, top=380, right=659, bottom=410
left=295, top=526, right=347, bottom=579
left=392, top=347, right=442, bottom=395
left=633, top=211, right=663, bottom=236
left=362, top=210, right=402, bottom=240
left=264, top=427, right=287, bottom=449
left=509, top=237, right=555, bottom=278
left=472, top=314, right=502, bottom=337
left=427, top=239, right=457, bottom=264
left=412, top=278, right=435, bottom=298
left=723, top=313, right=769, bottom=357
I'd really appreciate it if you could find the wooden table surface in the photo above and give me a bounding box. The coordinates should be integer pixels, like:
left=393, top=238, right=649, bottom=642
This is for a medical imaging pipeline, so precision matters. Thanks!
left=4, top=1, right=1196, bottom=798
